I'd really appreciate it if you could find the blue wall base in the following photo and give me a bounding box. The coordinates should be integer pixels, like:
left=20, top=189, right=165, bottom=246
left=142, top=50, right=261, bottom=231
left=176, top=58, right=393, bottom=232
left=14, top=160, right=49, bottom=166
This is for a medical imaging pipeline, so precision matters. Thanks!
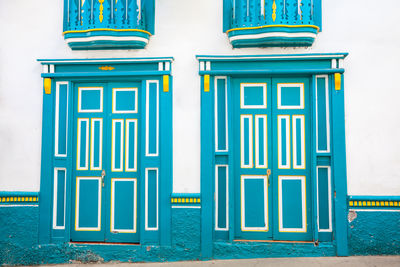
left=213, top=242, right=336, bottom=259
left=348, top=210, right=400, bottom=255
left=2, top=199, right=400, bottom=265
left=0, top=206, right=202, bottom=266
left=0, top=206, right=39, bottom=265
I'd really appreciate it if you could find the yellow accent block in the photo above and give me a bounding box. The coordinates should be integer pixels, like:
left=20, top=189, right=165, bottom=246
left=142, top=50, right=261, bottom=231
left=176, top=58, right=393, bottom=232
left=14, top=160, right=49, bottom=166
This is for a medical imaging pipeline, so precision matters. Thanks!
left=367, top=201, right=371, bottom=206
left=385, top=201, right=389, bottom=206
left=163, top=75, right=169, bottom=92
left=2, top=197, right=4, bottom=202
left=18, top=197, right=21, bottom=201
left=395, top=202, right=398, bottom=206
left=6, top=197, right=9, bottom=202
left=381, top=201, right=384, bottom=206
left=204, top=75, right=210, bottom=92
left=44, top=78, right=52, bottom=94
left=334, top=73, right=341, bottom=91
left=390, top=202, right=393, bottom=206
left=98, top=66, right=115, bottom=71
left=29, top=197, right=32, bottom=201
left=186, top=198, right=189, bottom=203
left=363, top=201, right=366, bottom=206
left=372, top=201, right=376, bottom=206
left=349, top=201, right=353, bottom=206
left=197, top=198, right=200, bottom=203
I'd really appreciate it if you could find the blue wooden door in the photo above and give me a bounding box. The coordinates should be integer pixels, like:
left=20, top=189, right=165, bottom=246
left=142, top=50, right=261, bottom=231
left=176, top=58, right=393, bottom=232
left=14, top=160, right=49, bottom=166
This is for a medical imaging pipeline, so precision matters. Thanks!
left=234, top=77, right=312, bottom=241
left=71, top=82, right=140, bottom=243
left=234, top=78, right=273, bottom=240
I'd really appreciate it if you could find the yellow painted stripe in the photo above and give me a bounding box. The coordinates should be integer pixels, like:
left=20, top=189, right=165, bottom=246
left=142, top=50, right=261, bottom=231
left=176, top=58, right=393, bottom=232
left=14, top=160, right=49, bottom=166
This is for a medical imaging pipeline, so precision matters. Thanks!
left=163, top=75, right=169, bottom=92
left=204, top=75, right=210, bottom=92
left=334, top=73, right=341, bottom=90
left=226, top=24, right=320, bottom=34
left=170, top=197, right=201, bottom=204
left=63, top=28, right=151, bottom=36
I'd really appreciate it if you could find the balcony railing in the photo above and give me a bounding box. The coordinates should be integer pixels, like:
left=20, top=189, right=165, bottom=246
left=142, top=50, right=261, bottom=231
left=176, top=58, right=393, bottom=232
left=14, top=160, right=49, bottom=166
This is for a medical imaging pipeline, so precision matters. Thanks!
left=63, top=0, right=154, bottom=50
left=223, top=0, right=321, bottom=48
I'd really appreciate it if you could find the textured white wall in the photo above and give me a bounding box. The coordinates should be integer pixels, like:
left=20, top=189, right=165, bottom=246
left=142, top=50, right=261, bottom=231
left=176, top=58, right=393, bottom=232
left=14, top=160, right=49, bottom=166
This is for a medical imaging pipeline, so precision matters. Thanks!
left=0, top=0, right=399, bottom=195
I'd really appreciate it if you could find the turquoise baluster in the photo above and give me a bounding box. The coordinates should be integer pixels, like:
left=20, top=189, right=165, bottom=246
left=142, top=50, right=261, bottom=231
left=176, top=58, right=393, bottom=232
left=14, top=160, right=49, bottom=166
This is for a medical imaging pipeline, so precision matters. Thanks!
left=109, top=0, right=115, bottom=26
left=276, top=0, right=285, bottom=24
left=115, top=0, right=124, bottom=27
left=264, top=0, right=272, bottom=25
left=102, top=0, right=111, bottom=27
left=287, top=0, right=297, bottom=24
left=238, top=0, right=246, bottom=26
left=127, top=0, right=135, bottom=27
left=301, top=0, right=312, bottom=24
left=82, top=0, right=91, bottom=29
left=71, top=0, right=80, bottom=29
left=255, top=0, right=262, bottom=26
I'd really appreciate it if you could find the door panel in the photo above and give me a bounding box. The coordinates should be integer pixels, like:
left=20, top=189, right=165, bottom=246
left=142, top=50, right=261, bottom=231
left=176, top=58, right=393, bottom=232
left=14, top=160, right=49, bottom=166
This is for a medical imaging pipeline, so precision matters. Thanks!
left=234, top=78, right=273, bottom=240
left=111, top=178, right=137, bottom=233
left=71, top=82, right=140, bottom=243
left=106, top=83, right=140, bottom=242
left=71, top=84, right=106, bottom=242
left=75, top=177, right=102, bottom=231
left=241, top=175, right=269, bottom=231
left=233, top=77, right=312, bottom=241
left=272, top=77, right=312, bottom=241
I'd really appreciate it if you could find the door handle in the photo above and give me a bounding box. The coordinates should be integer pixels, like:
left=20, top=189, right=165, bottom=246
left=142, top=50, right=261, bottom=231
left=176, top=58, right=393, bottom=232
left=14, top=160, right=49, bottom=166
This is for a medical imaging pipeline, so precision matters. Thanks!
left=266, top=169, right=271, bottom=187
left=101, top=170, right=106, bottom=187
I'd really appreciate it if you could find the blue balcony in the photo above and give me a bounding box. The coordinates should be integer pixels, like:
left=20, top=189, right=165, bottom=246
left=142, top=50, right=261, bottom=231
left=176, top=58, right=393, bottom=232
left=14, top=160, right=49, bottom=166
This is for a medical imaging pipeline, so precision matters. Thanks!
left=63, top=0, right=154, bottom=50
left=223, top=0, right=322, bottom=48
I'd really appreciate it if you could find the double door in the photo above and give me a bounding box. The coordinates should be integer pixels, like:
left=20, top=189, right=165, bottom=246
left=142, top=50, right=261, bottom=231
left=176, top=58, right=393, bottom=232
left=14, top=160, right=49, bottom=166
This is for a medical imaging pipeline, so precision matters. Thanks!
left=234, top=77, right=312, bottom=241
left=70, top=82, right=140, bottom=243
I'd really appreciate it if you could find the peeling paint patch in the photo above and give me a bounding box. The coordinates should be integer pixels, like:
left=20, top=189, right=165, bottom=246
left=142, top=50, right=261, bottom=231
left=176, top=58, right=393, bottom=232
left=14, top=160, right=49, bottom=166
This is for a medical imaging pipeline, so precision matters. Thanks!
left=348, top=210, right=357, bottom=222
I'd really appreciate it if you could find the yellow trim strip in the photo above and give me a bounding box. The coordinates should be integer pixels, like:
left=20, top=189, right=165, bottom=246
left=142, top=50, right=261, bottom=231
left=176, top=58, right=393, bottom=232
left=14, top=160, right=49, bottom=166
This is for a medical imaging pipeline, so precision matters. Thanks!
left=44, top=78, right=52, bottom=94
left=163, top=75, right=169, bottom=92
left=204, top=75, right=210, bottom=92
left=226, top=24, right=320, bottom=34
left=63, top=28, right=151, bottom=36
left=170, top=197, right=201, bottom=204
left=0, top=196, right=38, bottom=202
left=349, top=200, right=400, bottom=207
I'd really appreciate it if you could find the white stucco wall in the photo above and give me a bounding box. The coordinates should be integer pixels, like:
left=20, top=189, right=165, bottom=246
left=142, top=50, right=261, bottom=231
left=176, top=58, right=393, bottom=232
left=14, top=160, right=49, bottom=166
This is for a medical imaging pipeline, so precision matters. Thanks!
left=0, top=0, right=399, bottom=195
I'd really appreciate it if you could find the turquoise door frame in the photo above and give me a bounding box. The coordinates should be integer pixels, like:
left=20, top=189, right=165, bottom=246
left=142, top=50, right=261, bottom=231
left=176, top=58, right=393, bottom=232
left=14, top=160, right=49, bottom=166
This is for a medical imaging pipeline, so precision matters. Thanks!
left=198, top=53, right=349, bottom=258
left=38, top=58, right=173, bottom=246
